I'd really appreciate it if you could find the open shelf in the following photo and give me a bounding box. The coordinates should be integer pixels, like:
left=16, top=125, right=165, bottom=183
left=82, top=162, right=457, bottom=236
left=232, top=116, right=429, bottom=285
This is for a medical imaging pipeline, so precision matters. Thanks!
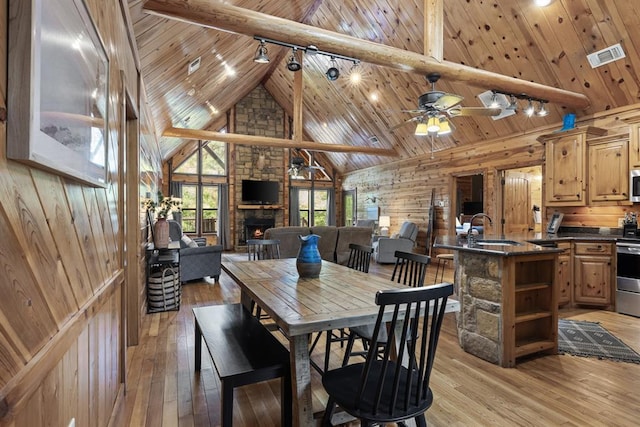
left=515, top=340, right=556, bottom=358
left=515, top=310, right=552, bottom=323
left=515, top=282, right=551, bottom=292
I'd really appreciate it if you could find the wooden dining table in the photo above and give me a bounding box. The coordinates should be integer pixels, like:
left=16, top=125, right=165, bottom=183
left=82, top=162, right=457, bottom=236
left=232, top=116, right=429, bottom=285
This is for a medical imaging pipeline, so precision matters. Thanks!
left=222, top=258, right=460, bottom=426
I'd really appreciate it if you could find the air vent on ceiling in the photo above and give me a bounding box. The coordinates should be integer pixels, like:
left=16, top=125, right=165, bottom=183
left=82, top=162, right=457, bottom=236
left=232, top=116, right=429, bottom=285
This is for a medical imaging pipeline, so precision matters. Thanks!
left=587, top=43, right=625, bottom=68
left=477, top=90, right=516, bottom=121
left=188, top=57, right=201, bottom=75
left=368, top=135, right=379, bottom=144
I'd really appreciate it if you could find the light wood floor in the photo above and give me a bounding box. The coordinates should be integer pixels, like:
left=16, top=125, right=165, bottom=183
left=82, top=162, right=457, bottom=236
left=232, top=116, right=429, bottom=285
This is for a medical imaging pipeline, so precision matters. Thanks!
left=111, top=256, right=640, bottom=427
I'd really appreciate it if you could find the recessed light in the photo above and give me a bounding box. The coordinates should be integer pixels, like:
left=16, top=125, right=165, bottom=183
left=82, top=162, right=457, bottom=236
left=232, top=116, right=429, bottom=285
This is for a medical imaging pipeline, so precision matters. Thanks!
left=534, top=0, right=551, bottom=6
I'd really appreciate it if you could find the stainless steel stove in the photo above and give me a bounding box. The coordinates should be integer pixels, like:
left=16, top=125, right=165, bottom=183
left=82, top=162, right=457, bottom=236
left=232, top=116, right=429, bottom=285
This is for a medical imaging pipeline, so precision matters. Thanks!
left=616, top=240, right=640, bottom=317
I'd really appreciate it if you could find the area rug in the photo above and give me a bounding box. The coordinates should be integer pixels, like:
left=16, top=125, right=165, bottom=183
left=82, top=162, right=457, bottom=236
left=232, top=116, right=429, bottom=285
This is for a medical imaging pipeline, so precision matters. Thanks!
left=558, top=319, right=640, bottom=364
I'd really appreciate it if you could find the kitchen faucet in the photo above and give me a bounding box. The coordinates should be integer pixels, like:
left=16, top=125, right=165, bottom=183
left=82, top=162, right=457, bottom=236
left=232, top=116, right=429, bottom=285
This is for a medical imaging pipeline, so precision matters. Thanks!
left=467, top=213, right=493, bottom=246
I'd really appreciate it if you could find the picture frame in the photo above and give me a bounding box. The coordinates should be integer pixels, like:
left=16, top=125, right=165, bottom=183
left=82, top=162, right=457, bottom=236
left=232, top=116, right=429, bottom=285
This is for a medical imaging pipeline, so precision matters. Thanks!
left=7, top=0, right=109, bottom=187
left=546, top=212, right=564, bottom=234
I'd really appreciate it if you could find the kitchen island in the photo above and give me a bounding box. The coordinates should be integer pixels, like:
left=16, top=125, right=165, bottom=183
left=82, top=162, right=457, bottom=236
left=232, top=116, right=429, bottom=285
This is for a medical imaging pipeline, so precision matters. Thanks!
left=435, top=235, right=564, bottom=367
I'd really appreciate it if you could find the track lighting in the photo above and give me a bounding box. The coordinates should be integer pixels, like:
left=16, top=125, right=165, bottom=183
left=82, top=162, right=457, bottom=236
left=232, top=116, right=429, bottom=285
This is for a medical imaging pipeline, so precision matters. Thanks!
left=253, top=40, right=269, bottom=64
left=524, top=99, right=536, bottom=117
left=253, top=36, right=359, bottom=78
left=348, top=62, right=362, bottom=84
left=286, top=48, right=301, bottom=72
left=536, top=101, right=549, bottom=117
left=326, top=57, right=340, bottom=81
left=489, top=92, right=500, bottom=108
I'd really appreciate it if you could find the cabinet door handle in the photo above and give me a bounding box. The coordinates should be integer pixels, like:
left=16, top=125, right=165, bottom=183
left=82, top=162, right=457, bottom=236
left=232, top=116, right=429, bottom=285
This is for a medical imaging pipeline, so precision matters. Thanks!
left=586, top=246, right=603, bottom=252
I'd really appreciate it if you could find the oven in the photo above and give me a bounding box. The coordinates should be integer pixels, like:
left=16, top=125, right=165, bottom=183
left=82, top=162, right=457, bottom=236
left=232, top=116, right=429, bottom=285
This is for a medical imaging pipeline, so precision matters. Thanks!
left=615, top=241, right=640, bottom=317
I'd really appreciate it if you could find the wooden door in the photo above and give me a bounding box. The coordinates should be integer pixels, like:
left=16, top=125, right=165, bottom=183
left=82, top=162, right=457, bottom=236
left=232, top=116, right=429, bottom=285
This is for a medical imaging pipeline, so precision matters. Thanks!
left=503, top=171, right=531, bottom=233
left=556, top=242, right=572, bottom=306
left=574, top=255, right=612, bottom=306
left=545, top=132, right=586, bottom=205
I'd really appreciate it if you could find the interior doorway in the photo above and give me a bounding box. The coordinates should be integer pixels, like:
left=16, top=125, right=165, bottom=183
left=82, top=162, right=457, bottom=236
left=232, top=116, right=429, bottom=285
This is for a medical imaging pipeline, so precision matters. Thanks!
left=500, top=165, right=543, bottom=234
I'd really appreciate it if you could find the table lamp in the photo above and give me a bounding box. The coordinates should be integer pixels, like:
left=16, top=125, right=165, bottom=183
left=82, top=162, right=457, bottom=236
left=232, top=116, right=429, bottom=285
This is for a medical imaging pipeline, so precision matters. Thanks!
left=378, top=216, right=391, bottom=236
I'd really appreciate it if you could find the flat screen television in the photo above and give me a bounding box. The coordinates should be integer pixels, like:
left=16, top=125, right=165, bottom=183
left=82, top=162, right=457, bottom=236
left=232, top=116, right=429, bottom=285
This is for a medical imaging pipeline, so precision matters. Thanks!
left=241, top=180, right=279, bottom=204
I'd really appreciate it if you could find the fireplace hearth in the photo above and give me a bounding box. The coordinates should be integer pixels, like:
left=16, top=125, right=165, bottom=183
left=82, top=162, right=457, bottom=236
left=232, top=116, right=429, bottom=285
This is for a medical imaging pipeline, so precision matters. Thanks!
left=243, top=217, right=275, bottom=243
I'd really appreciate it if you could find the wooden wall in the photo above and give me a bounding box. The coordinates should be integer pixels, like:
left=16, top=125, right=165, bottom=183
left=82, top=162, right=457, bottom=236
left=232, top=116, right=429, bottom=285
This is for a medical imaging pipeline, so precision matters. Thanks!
left=343, top=105, right=640, bottom=255
left=0, top=0, right=158, bottom=425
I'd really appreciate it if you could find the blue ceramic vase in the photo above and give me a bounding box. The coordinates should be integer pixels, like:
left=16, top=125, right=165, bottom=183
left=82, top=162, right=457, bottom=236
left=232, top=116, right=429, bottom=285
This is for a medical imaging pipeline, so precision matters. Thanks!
left=296, top=234, right=322, bottom=278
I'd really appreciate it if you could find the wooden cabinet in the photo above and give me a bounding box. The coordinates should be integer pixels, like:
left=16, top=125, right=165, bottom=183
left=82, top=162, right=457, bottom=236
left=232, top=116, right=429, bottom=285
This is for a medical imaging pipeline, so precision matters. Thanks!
left=556, top=241, right=572, bottom=306
left=538, top=127, right=607, bottom=206
left=503, top=254, right=558, bottom=367
left=573, top=241, right=614, bottom=308
left=588, top=134, right=629, bottom=203
left=627, top=122, right=640, bottom=169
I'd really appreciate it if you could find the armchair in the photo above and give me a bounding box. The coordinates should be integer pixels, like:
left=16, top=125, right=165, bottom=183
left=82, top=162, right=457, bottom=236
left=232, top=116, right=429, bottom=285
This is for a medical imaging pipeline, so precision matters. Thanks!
left=168, top=221, right=222, bottom=283
left=372, top=221, right=418, bottom=264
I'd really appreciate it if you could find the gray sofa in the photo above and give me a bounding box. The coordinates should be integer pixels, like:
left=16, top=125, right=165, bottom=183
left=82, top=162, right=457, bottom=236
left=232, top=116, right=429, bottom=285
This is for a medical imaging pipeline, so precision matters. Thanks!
left=263, top=225, right=372, bottom=265
left=168, top=220, right=223, bottom=282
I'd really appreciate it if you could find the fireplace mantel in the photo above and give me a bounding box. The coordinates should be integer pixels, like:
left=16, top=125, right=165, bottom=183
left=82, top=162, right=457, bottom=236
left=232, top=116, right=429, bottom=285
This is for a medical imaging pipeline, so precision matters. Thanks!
left=238, top=204, right=283, bottom=210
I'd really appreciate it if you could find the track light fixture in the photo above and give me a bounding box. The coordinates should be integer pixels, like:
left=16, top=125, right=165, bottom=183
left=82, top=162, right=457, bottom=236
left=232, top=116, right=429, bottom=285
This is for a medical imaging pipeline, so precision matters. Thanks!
left=524, top=99, right=536, bottom=117
left=489, top=92, right=500, bottom=108
left=326, top=57, right=340, bottom=81
left=252, top=36, right=359, bottom=77
left=253, top=39, right=269, bottom=64
left=286, top=48, right=301, bottom=72
left=492, top=90, right=551, bottom=118
left=536, top=101, right=549, bottom=117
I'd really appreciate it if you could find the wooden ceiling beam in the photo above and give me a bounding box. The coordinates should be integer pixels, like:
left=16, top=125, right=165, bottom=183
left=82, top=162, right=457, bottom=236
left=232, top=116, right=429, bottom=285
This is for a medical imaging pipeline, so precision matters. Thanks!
left=163, top=127, right=398, bottom=156
left=424, top=0, right=444, bottom=62
left=143, top=0, right=591, bottom=110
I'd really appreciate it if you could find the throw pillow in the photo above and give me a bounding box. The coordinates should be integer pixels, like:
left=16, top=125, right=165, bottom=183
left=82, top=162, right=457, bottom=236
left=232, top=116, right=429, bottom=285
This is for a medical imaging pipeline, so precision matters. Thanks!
left=181, top=235, right=199, bottom=248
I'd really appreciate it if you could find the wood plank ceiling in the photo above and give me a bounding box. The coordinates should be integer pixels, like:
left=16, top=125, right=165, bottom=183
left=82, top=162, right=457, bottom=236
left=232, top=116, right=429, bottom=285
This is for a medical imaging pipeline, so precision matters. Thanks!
left=127, top=0, right=640, bottom=174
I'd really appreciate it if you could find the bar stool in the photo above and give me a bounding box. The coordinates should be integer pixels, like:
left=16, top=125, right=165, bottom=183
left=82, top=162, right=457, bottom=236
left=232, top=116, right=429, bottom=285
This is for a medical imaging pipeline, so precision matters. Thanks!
left=434, top=253, right=454, bottom=284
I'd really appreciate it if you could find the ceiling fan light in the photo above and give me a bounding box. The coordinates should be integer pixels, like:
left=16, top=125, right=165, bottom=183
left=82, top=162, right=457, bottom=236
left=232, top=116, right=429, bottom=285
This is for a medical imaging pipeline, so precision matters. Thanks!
left=415, top=122, right=429, bottom=136
left=534, top=0, right=552, bottom=6
left=253, top=40, right=269, bottom=64
left=426, top=116, right=440, bottom=133
left=437, top=117, right=452, bottom=135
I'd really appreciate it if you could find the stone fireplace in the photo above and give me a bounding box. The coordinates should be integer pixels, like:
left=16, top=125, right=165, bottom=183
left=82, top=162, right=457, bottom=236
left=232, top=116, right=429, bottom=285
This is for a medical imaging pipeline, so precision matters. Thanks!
left=243, top=217, right=275, bottom=243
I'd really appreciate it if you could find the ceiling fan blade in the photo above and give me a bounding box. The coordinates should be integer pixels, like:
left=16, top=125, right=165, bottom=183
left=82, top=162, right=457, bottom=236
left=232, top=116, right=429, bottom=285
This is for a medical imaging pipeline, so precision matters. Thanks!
left=449, top=107, right=502, bottom=117
left=389, top=115, right=424, bottom=131
left=433, top=93, right=464, bottom=110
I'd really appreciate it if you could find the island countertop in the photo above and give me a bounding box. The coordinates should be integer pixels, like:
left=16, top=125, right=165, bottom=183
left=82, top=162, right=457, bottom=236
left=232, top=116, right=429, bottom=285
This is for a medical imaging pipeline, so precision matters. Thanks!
left=434, top=234, right=565, bottom=256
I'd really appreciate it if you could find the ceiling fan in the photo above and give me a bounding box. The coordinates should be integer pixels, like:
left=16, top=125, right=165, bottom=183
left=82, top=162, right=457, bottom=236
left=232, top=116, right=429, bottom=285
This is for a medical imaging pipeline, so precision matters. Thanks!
left=390, top=73, right=502, bottom=134
left=288, top=150, right=325, bottom=178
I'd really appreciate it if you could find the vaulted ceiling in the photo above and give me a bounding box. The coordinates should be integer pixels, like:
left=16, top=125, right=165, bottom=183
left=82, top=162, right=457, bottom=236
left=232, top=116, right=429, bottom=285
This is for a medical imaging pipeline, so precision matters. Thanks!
left=127, top=0, right=640, bottom=174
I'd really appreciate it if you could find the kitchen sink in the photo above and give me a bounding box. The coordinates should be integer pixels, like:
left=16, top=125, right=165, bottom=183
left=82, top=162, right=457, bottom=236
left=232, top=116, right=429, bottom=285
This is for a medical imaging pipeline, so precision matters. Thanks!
left=474, top=239, right=523, bottom=246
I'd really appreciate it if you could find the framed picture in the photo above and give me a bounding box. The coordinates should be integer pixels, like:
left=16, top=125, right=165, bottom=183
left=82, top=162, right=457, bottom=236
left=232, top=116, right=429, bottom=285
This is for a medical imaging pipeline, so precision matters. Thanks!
left=546, top=212, right=564, bottom=234
left=8, top=0, right=109, bottom=187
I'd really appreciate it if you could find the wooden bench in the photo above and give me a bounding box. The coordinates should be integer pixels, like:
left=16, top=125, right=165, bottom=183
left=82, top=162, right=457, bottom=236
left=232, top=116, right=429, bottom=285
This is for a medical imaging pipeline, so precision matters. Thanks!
left=193, top=304, right=292, bottom=427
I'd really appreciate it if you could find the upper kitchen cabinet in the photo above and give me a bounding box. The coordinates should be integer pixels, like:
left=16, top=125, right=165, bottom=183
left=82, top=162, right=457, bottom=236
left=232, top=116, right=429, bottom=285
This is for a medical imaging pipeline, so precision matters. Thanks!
left=538, top=127, right=607, bottom=206
left=588, top=133, right=629, bottom=204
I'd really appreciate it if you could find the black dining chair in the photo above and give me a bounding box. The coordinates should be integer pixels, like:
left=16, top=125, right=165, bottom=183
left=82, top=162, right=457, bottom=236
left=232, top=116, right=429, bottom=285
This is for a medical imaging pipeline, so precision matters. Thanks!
left=342, top=251, right=432, bottom=365
left=246, top=239, right=281, bottom=319
left=392, top=250, right=432, bottom=288
left=321, top=282, right=454, bottom=427
left=247, top=239, right=281, bottom=261
left=346, top=243, right=374, bottom=273
left=309, top=243, right=374, bottom=375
